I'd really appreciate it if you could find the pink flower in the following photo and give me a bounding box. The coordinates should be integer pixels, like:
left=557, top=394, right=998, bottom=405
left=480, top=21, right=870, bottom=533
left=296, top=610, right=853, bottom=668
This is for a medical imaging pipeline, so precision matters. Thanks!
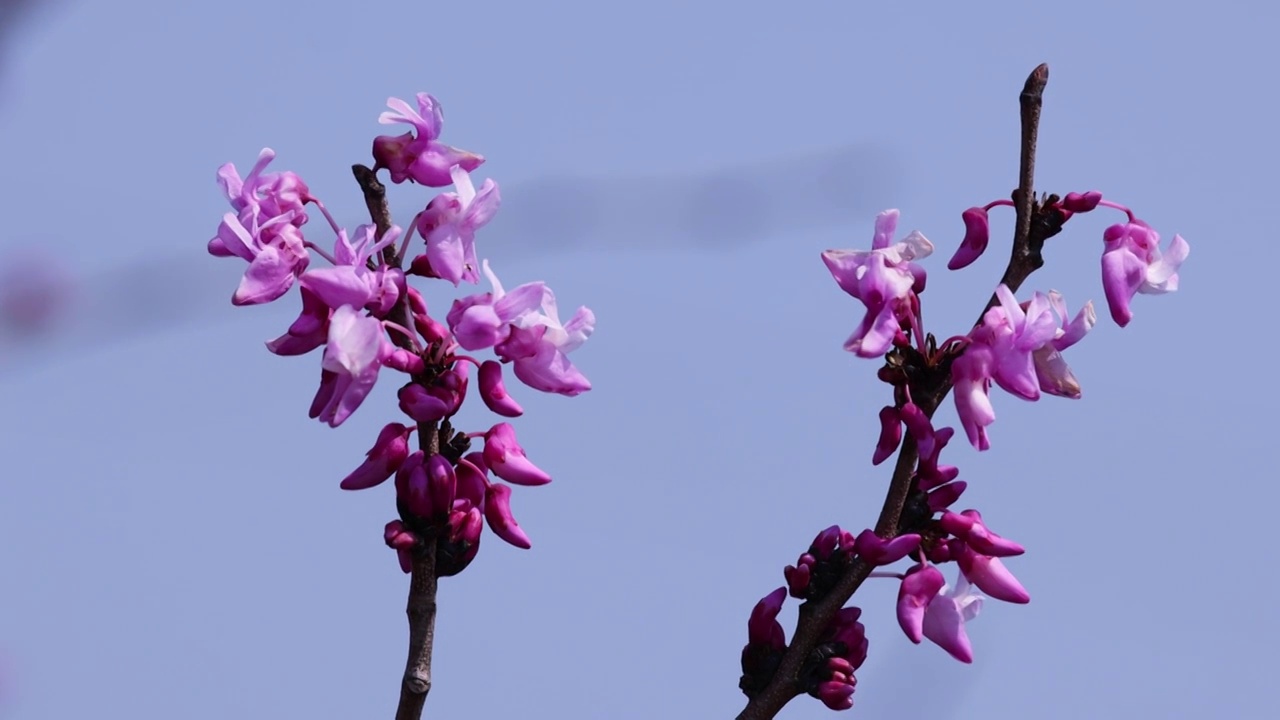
left=1101, top=221, right=1189, bottom=327
left=451, top=262, right=595, bottom=396
left=308, top=305, right=389, bottom=428
left=822, top=209, right=933, bottom=358
left=919, top=571, right=984, bottom=663
left=952, top=284, right=1084, bottom=450
left=208, top=148, right=313, bottom=306
left=447, top=261, right=546, bottom=351
left=213, top=208, right=310, bottom=306
left=1033, top=290, right=1096, bottom=398
left=494, top=285, right=594, bottom=397
left=300, top=224, right=404, bottom=316
left=373, top=93, right=484, bottom=187
left=414, top=166, right=500, bottom=285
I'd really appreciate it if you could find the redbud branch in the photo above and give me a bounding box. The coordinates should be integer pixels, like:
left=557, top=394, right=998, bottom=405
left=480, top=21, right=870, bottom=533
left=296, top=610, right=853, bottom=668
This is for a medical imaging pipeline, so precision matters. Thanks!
left=737, top=63, right=1051, bottom=720
left=353, top=165, right=443, bottom=720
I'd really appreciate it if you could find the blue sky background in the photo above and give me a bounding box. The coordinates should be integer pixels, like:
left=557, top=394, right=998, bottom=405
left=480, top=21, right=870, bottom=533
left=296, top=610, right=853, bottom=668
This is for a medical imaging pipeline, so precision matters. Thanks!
left=0, top=1, right=1274, bottom=718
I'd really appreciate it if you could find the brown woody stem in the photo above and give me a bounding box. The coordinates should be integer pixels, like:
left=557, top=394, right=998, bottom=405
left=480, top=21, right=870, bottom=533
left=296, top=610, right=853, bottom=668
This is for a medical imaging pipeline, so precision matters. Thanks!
left=353, top=164, right=443, bottom=720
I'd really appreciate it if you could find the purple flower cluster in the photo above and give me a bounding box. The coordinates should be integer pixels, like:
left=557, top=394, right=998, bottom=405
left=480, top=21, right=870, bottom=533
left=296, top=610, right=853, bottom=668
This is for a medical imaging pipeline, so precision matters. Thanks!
left=742, top=202, right=1187, bottom=711
left=208, top=93, right=594, bottom=574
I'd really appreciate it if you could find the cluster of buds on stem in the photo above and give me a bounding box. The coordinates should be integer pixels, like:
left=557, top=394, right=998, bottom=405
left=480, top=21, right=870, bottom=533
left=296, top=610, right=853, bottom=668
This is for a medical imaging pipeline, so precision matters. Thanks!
left=741, top=201, right=1187, bottom=711
left=207, top=93, right=594, bottom=574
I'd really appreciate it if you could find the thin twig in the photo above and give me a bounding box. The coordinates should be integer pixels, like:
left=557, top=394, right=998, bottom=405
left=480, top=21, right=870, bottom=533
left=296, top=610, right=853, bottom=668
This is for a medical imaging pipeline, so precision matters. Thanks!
left=736, top=63, right=1050, bottom=720
left=353, top=164, right=443, bottom=720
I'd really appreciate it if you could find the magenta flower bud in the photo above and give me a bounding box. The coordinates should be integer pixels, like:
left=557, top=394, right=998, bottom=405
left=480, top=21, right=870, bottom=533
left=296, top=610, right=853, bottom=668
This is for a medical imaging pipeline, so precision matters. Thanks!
left=383, top=520, right=419, bottom=551
left=815, top=680, right=856, bottom=710
left=853, top=529, right=921, bottom=565
left=384, top=348, right=426, bottom=375
left=454, top=457, right=488, bottom=509
left=929, top=541, right=956, bottom=564
left=1062, top=190, right=1103, bottom=213
left=426, top=454, right=457, bottom=518
left=406, top=285, right=428, bottom=315
left=947, top=207, right=990, bottom=270
left=872, top=406, right=902, bottom=465
left=747, top=587, right=788, bottom=650
left=828, top=606, right=868, bottom=668
left=396, top=548, right=412, bottom=573
left=812, top=525, right=843, bottom=560
left=463, top=451, right=489, bottom=476
left=917, top=424, right=960, bottom=491
left=407, top=253, right=440, bottom=279
left=340, top=422, right=413, bottom=490
left=956, top=545, right=1030, bottom=604
left=451, top=505, right=484, bottom=546
left=898, top=402, right=938, bottom=460
left=941, top=510, right=1025, bottom=557
left=394, top=451, right=433, bottom=517
left=266, top=287, right=331, bottom=356
left=437, top=363, right=469, bottom=414
left=926, top=481, right=967, bottom=512
left=784, top=563, right=812, bottom=598
left=1101, top=221, right=1189, bottom=327
left=478, top=360, right=524, bottom=417
left=938, top=509, right=976, bottom=536
left=483, top=483, right=532, bottom=549
left=398, top=383, right=450, bottom=423
left=483, top=423, right=552, bottom=486
left=897, top=564, right=946, bottom=643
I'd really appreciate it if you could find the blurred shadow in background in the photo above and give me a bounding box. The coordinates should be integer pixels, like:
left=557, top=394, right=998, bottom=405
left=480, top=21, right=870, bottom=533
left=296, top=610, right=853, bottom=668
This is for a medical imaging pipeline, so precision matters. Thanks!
left=0, top=143, right=903, bottom=374
left=0, top=0, right=60, bottom=78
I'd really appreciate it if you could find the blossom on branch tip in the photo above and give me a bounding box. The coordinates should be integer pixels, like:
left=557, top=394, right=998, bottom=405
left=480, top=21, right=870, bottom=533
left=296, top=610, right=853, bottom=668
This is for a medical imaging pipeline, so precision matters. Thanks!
left=1101, top=221, right=1189, bottom=327
left=309, top=305, right=389, bottom=427
left=373, top=94, right=484, bottom=187
left=412, top=166, right=500, bottom=285
left=822, top=209, right=933, bottom=358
